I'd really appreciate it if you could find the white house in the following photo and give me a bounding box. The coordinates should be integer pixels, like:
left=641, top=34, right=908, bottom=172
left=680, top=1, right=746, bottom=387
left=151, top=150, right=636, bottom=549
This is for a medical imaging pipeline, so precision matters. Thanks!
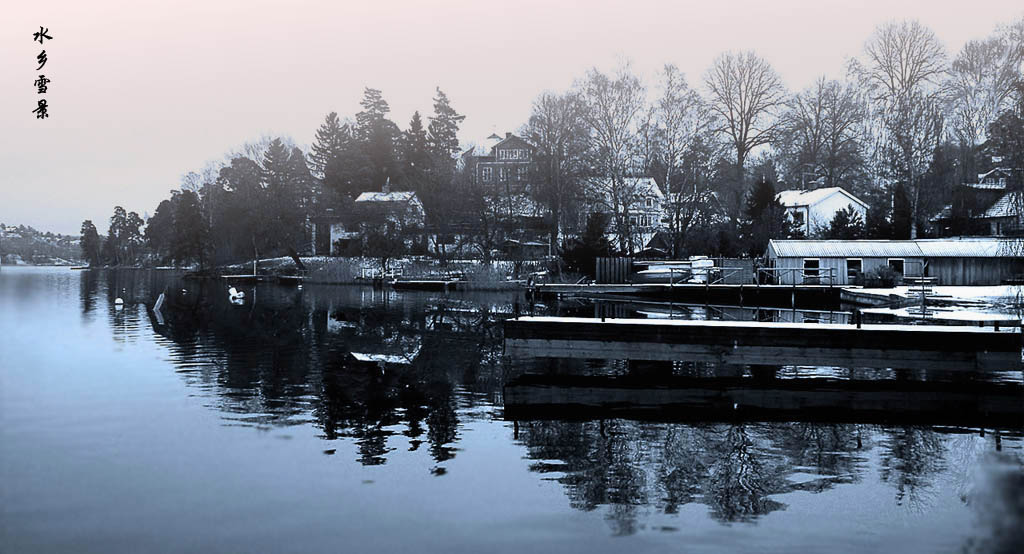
left=776, top=187, right=867, bottom=236
left=585, top=177, right=665, bottom=229
left=584, top=177, right=666, bottom=252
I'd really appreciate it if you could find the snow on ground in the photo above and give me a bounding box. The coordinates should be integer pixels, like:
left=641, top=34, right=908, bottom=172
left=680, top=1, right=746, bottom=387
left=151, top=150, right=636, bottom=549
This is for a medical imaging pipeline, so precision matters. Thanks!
left=857, top=285, right=1021, bottom=303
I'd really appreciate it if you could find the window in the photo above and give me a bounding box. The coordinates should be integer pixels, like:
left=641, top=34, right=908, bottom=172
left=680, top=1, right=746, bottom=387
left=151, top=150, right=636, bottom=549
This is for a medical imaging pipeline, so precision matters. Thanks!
left=846, top=259, right=862, bottom=282
left=499, top=167, right=508, bottom=180
left=645, top=197, right=653, bottom=208
left=888, top=258, right=904, bottom=276
left=630, top=216, right=637, bottom=225
left=481, top=167, right=492, bottom=182
left=516, top=167, right=526, bottom=180
left=803, top=258, right=820, bottom=284
left=791, top=210, right=805, bottom=227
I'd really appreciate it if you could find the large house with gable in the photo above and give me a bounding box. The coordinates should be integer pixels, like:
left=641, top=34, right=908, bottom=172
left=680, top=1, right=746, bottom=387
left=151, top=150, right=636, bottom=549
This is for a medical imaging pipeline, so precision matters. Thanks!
left=776, top=187, right=868, bottom=236
left=930, top=168, right=1024, bottom=236
left=460, top=132, right=535, bottom=196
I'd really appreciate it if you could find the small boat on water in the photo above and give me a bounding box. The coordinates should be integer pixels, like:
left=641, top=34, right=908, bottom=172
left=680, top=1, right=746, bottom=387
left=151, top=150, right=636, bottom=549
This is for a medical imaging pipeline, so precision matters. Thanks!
left=632, top=257, right=716, bottom=284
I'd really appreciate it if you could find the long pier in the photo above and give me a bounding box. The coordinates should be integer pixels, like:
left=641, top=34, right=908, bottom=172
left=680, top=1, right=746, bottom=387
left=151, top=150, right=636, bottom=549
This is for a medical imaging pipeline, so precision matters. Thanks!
left=503, top=316, right=1023, bottom=371
left=530, top=283, right=842, bottom=309
left=503, top=374, right=1024, bottom=427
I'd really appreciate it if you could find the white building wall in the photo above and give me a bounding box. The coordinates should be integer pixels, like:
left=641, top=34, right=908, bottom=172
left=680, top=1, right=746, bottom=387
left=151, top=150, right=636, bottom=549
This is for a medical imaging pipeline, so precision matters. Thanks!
left=808, top=193, right=867, bottom=236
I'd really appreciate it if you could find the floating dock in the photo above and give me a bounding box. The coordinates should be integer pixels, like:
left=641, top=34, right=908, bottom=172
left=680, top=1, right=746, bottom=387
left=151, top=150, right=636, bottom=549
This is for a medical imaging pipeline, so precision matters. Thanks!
left=530, top=283, right=842, bottom=309
left=503, top=316, right=1023, bottom=371
left=503, top=374, right=1024, bottom=427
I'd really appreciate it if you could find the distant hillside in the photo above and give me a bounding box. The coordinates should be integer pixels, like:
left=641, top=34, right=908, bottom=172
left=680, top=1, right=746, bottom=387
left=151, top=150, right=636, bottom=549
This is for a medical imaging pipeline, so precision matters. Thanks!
left=0, top=223, right=83, bottom=265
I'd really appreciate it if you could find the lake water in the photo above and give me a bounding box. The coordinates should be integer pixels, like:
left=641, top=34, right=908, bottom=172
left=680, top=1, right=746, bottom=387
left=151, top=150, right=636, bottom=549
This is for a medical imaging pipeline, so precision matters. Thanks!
left=1, top=266, right=1022, bottom=553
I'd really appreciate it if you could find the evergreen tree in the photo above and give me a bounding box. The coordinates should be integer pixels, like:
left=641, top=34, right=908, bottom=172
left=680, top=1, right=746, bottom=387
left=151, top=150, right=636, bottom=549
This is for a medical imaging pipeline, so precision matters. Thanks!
left=310, top=112, right=367, bottom=202
left=309, top=112, right=347, bottom=177
left=171, top=190, right=208, bottom=267
left=79, top=220, right=102, bottom=266
left=402, top=111, right=432, bottom=181
left=288, top=146, right=317, bottom=212
left=106, top=206, right=128, bottom=265
left=261, top=139, right=305, bottom=253
left=824, top=206, right=865, bottom=240
left=427, top=87, right=465, bottom=168
left=739, top=178, right=794, bottom=257
left=561, top=212, right=613, bottom=278
left=145, top=197, right=177, bottom=262
left=355, top=87, right=402, bottom=191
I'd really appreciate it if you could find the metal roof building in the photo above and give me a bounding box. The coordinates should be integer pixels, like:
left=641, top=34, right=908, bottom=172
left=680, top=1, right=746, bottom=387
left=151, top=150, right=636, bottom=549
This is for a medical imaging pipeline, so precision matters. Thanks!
left=767, top=238, right=1024, bottom=285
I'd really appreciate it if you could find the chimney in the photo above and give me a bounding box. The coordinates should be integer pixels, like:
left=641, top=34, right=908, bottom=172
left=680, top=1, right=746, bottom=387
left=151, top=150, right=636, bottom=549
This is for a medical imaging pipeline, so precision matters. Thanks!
left=382, top=176, right=390, bottom=194
left=506, top=132, right=512, bottom=139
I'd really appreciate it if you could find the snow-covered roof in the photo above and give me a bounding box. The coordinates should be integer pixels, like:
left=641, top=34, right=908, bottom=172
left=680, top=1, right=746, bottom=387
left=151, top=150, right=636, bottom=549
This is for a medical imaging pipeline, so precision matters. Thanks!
left=978, top=168, right=1013, bottom=182
left=461, top=133, right=505, bottom=158
left=355, top=191, right=420, bottom=204
left=776, top=187, right=867, bottom=209
left=769, top=238, right=1024, bottom=258
left=981, top=191, right=1023, bottom=219
left=965, top=182, right=1006, bottom=191
left=588, top=177, right=664, bottom=199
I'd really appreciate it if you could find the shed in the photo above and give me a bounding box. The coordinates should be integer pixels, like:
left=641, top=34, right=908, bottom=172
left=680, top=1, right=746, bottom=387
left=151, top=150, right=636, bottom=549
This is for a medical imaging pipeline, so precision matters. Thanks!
left=766, top=238, right=1024, bottom=285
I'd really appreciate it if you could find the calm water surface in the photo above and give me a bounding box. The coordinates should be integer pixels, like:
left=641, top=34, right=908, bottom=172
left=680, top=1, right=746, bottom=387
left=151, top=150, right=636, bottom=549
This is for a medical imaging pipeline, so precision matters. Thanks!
left=1, top=266, right=1022, bottom=553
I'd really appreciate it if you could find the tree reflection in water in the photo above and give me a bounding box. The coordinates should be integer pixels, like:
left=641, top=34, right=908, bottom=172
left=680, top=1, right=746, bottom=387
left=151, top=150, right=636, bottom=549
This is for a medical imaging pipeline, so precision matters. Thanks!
left=134, top=271, right=509, bottom=471
left=519, top=420, right=881, bottom=526
left=878, top=427, right=946, bottom=510
left=82, top=269, right=1020, bottom=537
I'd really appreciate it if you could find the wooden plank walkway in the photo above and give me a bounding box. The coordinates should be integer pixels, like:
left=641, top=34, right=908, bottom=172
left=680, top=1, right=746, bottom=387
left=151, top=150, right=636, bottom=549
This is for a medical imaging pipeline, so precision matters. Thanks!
left=503, top=316, right=1023, bottom=371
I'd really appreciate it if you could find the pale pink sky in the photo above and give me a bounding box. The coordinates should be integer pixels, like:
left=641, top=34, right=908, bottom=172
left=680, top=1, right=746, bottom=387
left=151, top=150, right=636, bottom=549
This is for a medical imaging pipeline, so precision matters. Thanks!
left=2, top=0, right=1021, bottom=234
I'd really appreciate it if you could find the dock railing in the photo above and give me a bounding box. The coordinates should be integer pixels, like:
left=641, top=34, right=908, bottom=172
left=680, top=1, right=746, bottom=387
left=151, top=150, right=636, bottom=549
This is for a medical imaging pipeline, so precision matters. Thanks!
left=756, top=267, right=837, bottom=286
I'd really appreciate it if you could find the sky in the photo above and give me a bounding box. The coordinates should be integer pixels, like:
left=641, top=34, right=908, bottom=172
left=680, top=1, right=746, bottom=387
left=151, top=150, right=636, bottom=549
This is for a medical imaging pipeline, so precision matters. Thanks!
left=2, top=0, right=1022, bottom=235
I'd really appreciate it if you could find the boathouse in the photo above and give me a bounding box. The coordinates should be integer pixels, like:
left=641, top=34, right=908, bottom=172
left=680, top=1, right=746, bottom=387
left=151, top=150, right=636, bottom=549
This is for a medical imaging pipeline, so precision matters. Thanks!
left=767, top=238, right=1024, bottom=286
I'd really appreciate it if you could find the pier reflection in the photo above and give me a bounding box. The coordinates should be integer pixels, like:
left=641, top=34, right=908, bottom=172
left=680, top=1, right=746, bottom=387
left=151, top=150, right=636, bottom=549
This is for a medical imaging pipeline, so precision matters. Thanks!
left=74, top=269, right=1023, bottom=539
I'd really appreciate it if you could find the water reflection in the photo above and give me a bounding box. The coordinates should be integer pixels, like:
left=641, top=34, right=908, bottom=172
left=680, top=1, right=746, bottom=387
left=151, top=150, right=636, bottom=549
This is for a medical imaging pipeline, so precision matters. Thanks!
left=35, top=268, right=1024, bottom=542
left=515, top=420, right=872, bottom=528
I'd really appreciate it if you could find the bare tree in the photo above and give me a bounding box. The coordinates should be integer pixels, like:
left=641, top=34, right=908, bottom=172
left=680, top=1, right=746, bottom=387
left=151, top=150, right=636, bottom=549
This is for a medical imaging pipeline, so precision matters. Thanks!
left=852, top=20, right=948, bottom=238
left=523, top=91, right=588, bottom=250
left=579, top=65, right=647, bottom=253
left=704, top=51, right=787, bottom=195
left=856, top=20, right=947, bottom=99
left=947, top=20, right=1024, bottom=147
left=778, top=77, right=867, bottom=190
left=653, top=64, right=719, bottom=256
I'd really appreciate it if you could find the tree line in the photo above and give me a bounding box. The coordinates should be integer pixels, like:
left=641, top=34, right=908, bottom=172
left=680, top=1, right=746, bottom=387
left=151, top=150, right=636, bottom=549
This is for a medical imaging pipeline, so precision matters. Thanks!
left=83, top=18, right=1024, bottom=268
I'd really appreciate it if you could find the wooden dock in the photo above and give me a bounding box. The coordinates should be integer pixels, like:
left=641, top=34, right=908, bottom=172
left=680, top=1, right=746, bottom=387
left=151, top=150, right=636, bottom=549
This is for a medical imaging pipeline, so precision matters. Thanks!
left=503, top=374, right=1024, bottom=427
left=531, top=283, right=842, bottom=309
left=391, top=279, right=463, bottom=292
left=503, top=316, right=1023, bottom=371
left=220, top=274, right=304, bottom=286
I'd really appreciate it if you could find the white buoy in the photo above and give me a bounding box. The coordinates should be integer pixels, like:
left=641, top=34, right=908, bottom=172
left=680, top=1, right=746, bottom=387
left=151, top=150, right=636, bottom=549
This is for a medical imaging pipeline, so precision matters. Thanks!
left=229, top=286, right=245, bottom=300
left=114, top=297, right=124, bottom=305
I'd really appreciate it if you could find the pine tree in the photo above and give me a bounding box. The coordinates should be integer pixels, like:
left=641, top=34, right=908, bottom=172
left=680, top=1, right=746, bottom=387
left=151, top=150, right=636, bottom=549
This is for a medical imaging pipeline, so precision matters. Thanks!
left=403, top=111, right=431, bottom=176
left=261, top=139, right=304, bottom=251
left=825, top=206, right=865, bottom=239
left=355, top=87, right=402, bottom=191
left=79, top=220, right=102, bottom=266
left=427, top=87, right=465, bottom=169
left=739, top=178, right=794, bottom=256
left=309, top=112, right=347, bottom=177
left=172, top=190, right=208, bottom=268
